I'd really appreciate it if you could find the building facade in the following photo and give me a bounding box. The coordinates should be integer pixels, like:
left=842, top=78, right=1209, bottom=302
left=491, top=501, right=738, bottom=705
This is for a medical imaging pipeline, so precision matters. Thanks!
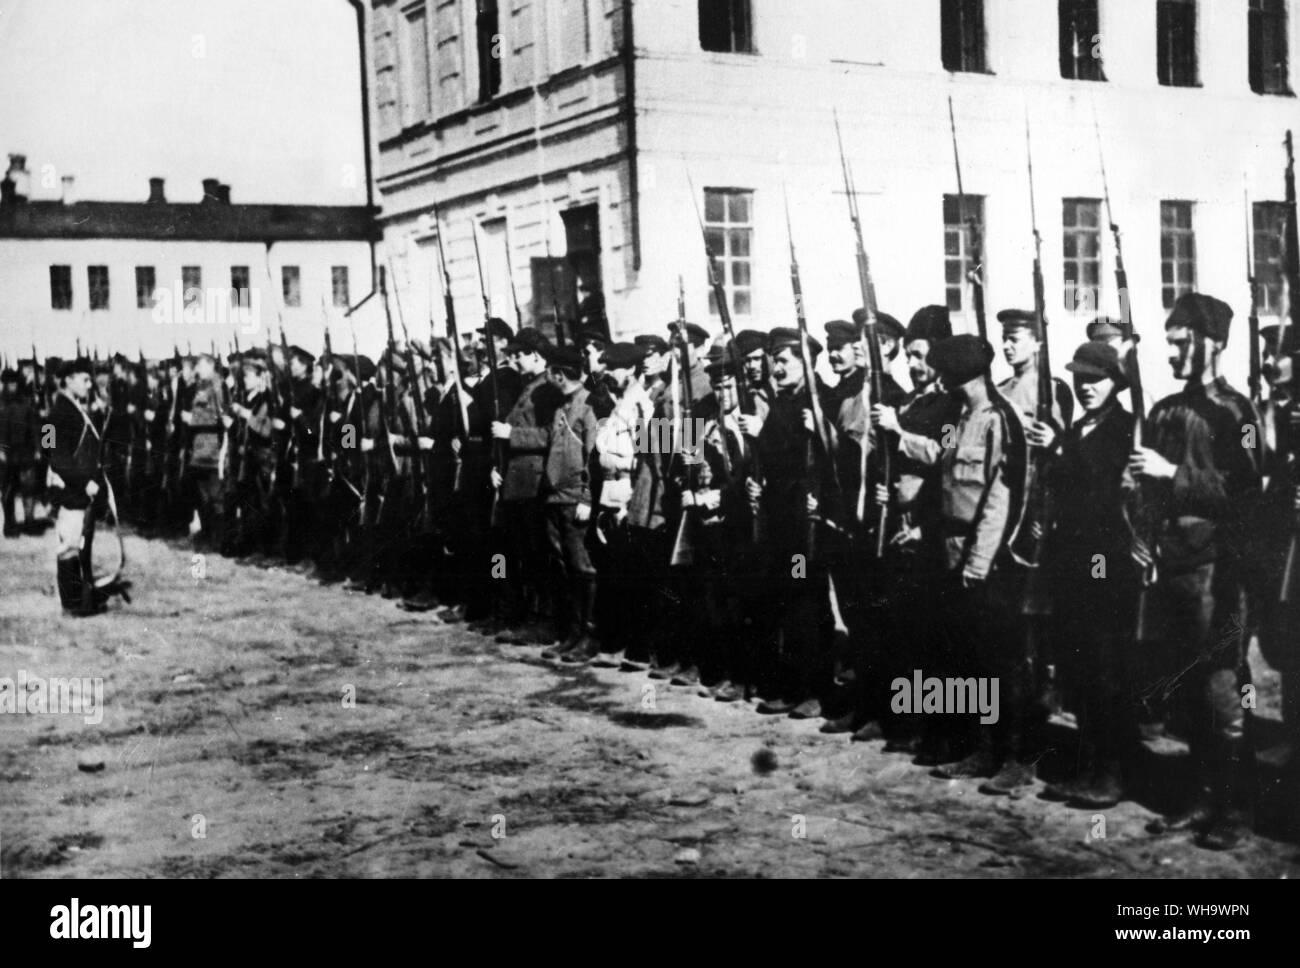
left=0, top=161, right=380, bottom=361
left=369, top=0, right=1297, bottom=398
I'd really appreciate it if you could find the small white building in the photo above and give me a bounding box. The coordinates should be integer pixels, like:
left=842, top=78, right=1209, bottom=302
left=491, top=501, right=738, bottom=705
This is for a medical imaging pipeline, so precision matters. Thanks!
left=365, top=0, right=1300, bottom=400
left=0, top=158, right=382, bottom=362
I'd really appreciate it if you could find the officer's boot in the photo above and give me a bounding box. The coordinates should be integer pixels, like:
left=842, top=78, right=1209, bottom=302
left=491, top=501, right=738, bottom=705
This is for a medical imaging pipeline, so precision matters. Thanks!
left=1147, top=742, right=1215, bottom=834
left=980, top=710, right=1038, bottom=796
left=1198, top=738, right=1255, bottom=851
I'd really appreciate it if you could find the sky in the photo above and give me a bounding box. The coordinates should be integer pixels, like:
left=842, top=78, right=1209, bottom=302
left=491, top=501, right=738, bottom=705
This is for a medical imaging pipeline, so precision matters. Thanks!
left=0, top=0, right=365, bottom=205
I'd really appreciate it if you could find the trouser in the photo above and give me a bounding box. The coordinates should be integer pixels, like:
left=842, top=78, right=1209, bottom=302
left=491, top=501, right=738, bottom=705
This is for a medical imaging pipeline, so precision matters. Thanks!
left=546, top=503, right=596, bottom=641
left=765, top=543, right=832, bottom=702
left=233, top=457, right=275, bottom=555
left=54, top=502, right=93, bottom=611
left=498, top=498, right=549, bottom=624
left=372, top=472, right=414, bottom=586
left=2, top=463, right=38, bottom=532
left=184, top=466, right=225, bottom=548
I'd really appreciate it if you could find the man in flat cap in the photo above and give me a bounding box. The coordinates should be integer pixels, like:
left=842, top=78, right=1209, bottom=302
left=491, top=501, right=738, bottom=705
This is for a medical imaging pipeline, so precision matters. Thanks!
left=1041, top=341, right=1140, bottom=809
left=856, top=306, right=963, bottom=750
left=1137, top=293, right=1262, bottom=850
left=733, top=328, right=773, bottom=426
left=491, top=329, right=562, bottom=645
left=916, top=335, right=1032, bottom=791
left=746, top=327, right=836, bottom=719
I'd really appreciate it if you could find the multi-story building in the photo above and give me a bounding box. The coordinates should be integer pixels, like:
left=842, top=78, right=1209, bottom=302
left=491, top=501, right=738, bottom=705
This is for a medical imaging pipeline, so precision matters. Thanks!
left=0, top=157, right=379, bottom=360
left=367, top=0, right=1299, bottom=398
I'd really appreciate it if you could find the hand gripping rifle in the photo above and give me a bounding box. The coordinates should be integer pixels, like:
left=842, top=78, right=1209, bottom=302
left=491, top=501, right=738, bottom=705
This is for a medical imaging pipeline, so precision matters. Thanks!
left=833, top=110, right=892, bottom=557
left=947, top=96, right=988, bottom=343
left=670, top=276, right=702, bottom=568
left=1008, top=113, right=1058, bottom=571
left=1094, top=105, right=1158, bottom=635
left=685, top=168, right=763, bottom=544
left=432, top=207, right=472, bottom=491
left=785, top=190, right=843, bottom=559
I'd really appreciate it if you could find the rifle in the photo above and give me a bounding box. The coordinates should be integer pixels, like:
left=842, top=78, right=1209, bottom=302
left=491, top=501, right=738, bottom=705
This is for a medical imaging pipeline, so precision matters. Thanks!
left=502, top=215, right=525, bottom=331
left=833, top=110, right=891, bottom=557
left=387, top=257, right=431, bottom=523
left=1008, top=112, right=1057, bottom=570
left=376, top=266, right=403, bottom=485
left=670, top=276, right=701, bottom=567
left=1094, top=105, right=1158, bottom=635
left=685, top=168, right=764, bottom=543
left=32, top=342, right=48, bottom=413
left=784, top=190, right=842, bottom=557
left=947, top=96, right=988, bottom=342
left=1279, top=130, right=1300, bottom=608
left=1246, top=184, right=1263, bottom=407
left=470, top=222, right=505, bottom=524
left=431, top=207, right=472, bottom=490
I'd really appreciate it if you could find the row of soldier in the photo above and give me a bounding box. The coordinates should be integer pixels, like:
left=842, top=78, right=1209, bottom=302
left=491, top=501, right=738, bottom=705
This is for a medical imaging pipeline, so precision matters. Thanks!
left=3, top=284, right=1296, bottom=852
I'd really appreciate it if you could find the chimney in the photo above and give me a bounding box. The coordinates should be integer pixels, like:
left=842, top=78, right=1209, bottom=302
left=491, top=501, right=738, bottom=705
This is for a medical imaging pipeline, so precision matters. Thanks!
left=202, top=177, right=220, bottom=203
left=148, top=177, right=166, bottom=203
left=61, top=175, right=77, bottom=206
left=216, top=183, right=231, bottom=205
left=5, top=153, right=30, bottom=203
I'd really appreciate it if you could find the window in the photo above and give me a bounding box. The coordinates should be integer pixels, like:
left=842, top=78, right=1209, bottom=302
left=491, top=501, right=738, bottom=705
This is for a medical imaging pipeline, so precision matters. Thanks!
left=1060, top=0, right=1104, bottom=80
left=1157, top=0, right=1198, bottom=86
left=1063, top=198, right=1102, bottom=313
left=135, top=267, right=156, bottom=308
left=1161, top=201, right=1197, bottom=309
left=941, top=0, right=987, bottom=73
left=230, top=266, right=251, bottom=308
left=943, top=194, right=986, bottom=315
left=50, top=265, right=72, bottom=311
left=699, top=0, right=754, bottom=54
left=183, top=266, right=202, bottom=308
left=402, top=5, right=432, bottom=125
left=282, top=266, right=301, bottom=308
left=476, top=0, right=501, bottom=102
left=704, top=189, right=753, bottom=317
left=331, top=266, right=350, bottom=308
left=87, top=266, right=109, bottom=310
left=1250, top=0, right=1291, bottom=95
left=1252, top=201, right=1289, bottom=315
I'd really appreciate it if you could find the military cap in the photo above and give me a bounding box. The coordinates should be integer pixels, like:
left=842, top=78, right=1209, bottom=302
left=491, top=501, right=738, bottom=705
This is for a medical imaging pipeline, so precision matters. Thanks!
left=1086, top=316, right=1132, bottom=342
left=997, top=309, right=1042, bottom=336
left=287, top=345, right=316, bottom=366
left=1261, top=323, right=1299, bottom=355
left=768, top=327, right=823, bottom=358
left=733, top=329, right=769, bottom=358
left=906, top=305, right=953, bottom=343
left=478, top=317, right=514, bottom=340
left=1, top=368, right=18, bottom=383
left=545, top=344, right=584, bottom=372
left=575, top=328, right=609, bottom=347
left=241, top=355, right=269, bottom=375
left=824, top=319, right=860, bottom=349
left=1165, top=293, right=1232, bottom=342
left=677, top=322, right=710, bottom=347
left=601, top=342, right=647, bottom=369
left=851, top=309, right=904, bottom=342
left=705, top=343, right=739, bottom=379
left=927, top=335, right=994, bottom=386
left=352, top=355, right=378, bottom=382
left=17, top=358, right=37, bottom=369
left=1065, top=341, right=1128, bottom=386
left=61, top=358, right=94, bottom=379
left=634, top=334, right=670, bottom=355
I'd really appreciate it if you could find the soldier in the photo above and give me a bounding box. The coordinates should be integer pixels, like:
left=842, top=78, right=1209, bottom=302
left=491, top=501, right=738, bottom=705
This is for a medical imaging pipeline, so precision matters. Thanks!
left=276, top=345, right=324, bottom=568
left=538, top=346, right=600, bottom=661
left=733, top=328, right=773, bottom=425
left=1138, top=293, right=1262, bottom=850
left=228, top=353, right=278, bottom=560
left=747, top=328, right=835, bottom=718
left=997, top=309, right=1074, bottom=430
left=919, top=335, right=1031, bottom=792
left=867, top=305, right=961, bottom=754
left=1254, top=322, right=1298, bottom=770
left=578, top=330, right=614, bottom=420
left=491, top=329, right=560, bottom=645
left=1, top=367, right=40, bottom=537
left=179, top=353, right=228, bottom=550
left=47, top=358, right=106, bottom=616
left=1040, top=341, right=1140, bottom=808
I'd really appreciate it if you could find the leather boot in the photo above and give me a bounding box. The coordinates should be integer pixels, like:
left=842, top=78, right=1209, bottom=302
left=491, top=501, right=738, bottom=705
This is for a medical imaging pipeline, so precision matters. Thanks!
left=58, top=556, right=104, bottom=618
left=934, top=729, right=998, bottom=780
left=1198, top=739, right=1254, bottom=851
left=561, top=576, right=601, bottom=664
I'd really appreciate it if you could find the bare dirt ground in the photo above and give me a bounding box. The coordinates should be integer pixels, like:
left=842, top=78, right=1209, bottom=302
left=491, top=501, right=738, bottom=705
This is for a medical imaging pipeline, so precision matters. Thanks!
left=2, top=528, right=1298, bottom=879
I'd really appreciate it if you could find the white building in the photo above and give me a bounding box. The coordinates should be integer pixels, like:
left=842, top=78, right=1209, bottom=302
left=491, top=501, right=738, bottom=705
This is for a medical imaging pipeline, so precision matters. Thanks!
left=365, top=0, right=1299, bottom=400
left=0, top=160, right=381, bottom=361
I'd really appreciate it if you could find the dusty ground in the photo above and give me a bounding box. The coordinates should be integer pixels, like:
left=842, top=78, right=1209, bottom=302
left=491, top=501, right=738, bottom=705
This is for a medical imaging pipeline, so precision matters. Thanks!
left=1, top=527, right=1298, bottom=879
